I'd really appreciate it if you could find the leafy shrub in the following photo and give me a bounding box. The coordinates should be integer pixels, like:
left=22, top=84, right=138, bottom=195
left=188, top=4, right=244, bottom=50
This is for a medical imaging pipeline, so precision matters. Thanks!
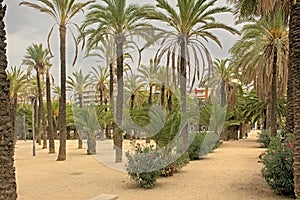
left=188, top=131, right=220, bottom=160
left=161, top=152, right=190, bottom=177
left=125, top=144, right=166, bottom=189
left=258, top=130, right=271, bottom=148
left=261, top=134, right=294, bottom=197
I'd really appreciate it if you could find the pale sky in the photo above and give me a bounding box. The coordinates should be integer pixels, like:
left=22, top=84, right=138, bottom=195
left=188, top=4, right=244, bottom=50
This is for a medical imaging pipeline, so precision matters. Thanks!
left=4, top=0, right=241, bottom=87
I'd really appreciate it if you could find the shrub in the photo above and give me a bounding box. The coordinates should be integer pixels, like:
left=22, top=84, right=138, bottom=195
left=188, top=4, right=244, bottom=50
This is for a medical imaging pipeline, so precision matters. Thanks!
left=188, top=131, right=220, bottom=160
left=261, top=134, right=294, bottom=197
left=258, top=130, right=271, bottom=148
left=161, top=152, right=190, bottom=177
left=125, top=144, right=166, bottom=189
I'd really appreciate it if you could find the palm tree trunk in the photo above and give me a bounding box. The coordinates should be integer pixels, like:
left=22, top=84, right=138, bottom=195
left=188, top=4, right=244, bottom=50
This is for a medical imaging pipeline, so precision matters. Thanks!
left=239, top=122, right=243, bottom=139
left=10, top=95, right=17, bottom=145
left=220, top=81, right=226, bottom=107
left=167, top=89, right=173, bottom=112
left=100, top=90, right=103, bottom=105
left=87, top=136, right=96, bottom=155
left=146, top=85, right=152, bottom=143
left=172, top=53, right=176, bottom=88
left=78, top=93, right=83, bottom=149
left=109, top=62, right=114, bottom=111
left=286, top=1, right=295, bottom=134
left=270, top=49, right=278, bottom=137
left=266, top=98, right=272, bottom=130
left=37, top=71, right=47, bottom=149
left=291, top=0, right=300, bottom=197
left=0, top=2, right=17, bottom=197
left=36, top=72, right=41, bottom=145
left=148, top=84, right=153, bottom=105
left=180, top=38, right=188, bottom=150
left=46, top=71, right=55, bottom=153
left=57, top=25, right=67, bottom=161
left=161, top=83, right=165, bottom=107
left=115, top=37, right=124, bottom=163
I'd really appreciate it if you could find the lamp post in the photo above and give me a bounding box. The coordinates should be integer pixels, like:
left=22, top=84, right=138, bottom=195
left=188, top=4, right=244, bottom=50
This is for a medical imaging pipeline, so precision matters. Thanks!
left=29, top=94, right=36, bottom=156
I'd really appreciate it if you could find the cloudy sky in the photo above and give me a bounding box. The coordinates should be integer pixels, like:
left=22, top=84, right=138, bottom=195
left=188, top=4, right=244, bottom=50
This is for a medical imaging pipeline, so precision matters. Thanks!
left=4, top=0, right=241, bottom=86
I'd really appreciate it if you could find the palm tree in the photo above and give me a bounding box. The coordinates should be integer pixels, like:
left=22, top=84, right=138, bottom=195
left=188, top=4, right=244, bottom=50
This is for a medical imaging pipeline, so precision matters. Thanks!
left=83, top=35, right=116, bottom=111
left=7, top=66, right=27, bottom=143
left=20, top=0, right=95, bottom=161
left=90, top=65, right=109, bottom=105
left=22, top=43, right=52, bottom=149
left=228, top=0, right=289, bottom=22
left=212, top=59, right=239, bottom=140
left=0, top=1, right=17, bottom=198
left=45, top=65, right=55, bottom=153
left=81, top=0, right=154, bottom=162
left=290, top=0, right=300, bottom=197
left=73, top=105, right=99, bottom=155
left=124, top=74, right=144, bottom=110
left=230, top=12, right=288, bottom=136
left=149, top=0, right=238, bottom=149
left=138, top=59, right=159, bottom=105
left=67, top=69, right=90, bottom=149
left=67, top=70, right=90, bottom=107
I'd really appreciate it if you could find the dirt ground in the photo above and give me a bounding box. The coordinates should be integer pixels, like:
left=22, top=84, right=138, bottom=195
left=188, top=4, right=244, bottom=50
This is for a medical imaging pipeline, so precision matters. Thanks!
left=15, top=131, right=292, bottom=200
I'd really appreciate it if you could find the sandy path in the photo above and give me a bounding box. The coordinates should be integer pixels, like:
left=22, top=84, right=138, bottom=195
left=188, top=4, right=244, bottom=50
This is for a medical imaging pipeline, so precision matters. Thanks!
left=15, top=131, right=292, bottom=200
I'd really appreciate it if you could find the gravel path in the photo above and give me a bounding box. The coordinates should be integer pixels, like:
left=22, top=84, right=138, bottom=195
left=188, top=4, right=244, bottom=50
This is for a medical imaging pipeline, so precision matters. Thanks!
left=15, top=131, right=292, bottom=200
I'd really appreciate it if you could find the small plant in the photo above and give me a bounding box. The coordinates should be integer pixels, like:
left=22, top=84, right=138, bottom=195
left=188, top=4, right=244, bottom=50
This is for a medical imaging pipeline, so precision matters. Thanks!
left=258, top=130, right=271, bottom=148
left=125, top=144, right=166, bottom=189
left=188, top=132, right=220, bottom=160
left=160, top=152, right=190, bottom=177
left=261, top=133, right=294, bottom=197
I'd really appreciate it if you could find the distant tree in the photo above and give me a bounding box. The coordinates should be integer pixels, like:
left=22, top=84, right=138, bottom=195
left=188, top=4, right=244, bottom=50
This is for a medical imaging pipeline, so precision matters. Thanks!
left=22, top=43, right=52, bottom=149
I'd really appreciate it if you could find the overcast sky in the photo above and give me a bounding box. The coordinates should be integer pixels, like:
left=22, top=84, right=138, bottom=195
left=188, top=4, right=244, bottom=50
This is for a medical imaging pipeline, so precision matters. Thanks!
left=4, top=0, right=241, bottom=87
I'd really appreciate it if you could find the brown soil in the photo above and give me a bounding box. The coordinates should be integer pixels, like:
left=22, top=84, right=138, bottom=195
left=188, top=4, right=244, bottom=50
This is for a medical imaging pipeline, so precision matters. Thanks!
left=15, top=131, right=292, bottom=200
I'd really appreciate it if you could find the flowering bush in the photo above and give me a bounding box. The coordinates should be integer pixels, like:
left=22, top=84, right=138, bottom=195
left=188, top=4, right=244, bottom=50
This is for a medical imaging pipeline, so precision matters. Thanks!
left=125, top=144, right=167, bottom=189
left=261, top=134, right=294, bottom=197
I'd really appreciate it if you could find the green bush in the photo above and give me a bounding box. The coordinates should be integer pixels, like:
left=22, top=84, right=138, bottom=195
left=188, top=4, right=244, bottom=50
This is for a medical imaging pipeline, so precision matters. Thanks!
left=125, top=144, right=166, bottom=189
left=188, top=131, right=220, bottom=160
left=258, top=130, right=271, bottom=148
left=261, top=134, right=294, bottom=197
left=160, top=152, right=190, bottom=177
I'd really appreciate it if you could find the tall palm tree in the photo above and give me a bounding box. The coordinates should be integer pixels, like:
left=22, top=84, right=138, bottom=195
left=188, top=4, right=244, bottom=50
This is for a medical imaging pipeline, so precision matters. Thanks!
left=90, top=65, right=109, bottom=105
left=0, top=1, right=17, bottom=198
left=20, top=0, right=95, bottom=161
left=22, top=43, right=52, bottom=149
left=230, top=12, right=288, bottom=136
left=7, top=66, right=27, bottom=143
left=83, top=35, right=116, bottom=111
left=290, top=0, right=300, bottom=197
left=149, top=0, right=238, bottom=149
left=81, top=0, right=154, bottom=162
left=45, top=64, right=55, bottom=153
left=67, top=69, right=90, bottom=149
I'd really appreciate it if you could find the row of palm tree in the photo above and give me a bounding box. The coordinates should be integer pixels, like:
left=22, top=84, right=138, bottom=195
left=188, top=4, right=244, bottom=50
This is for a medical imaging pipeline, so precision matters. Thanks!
left=7, top=0, right=290, bottom=168
left=14, top=0, right=289, bottom=164
left=3, top=0, right=300, bottom=197
left=229, top=0, right=300, bottom=196
left=17, top=0, right=238, bottom=163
